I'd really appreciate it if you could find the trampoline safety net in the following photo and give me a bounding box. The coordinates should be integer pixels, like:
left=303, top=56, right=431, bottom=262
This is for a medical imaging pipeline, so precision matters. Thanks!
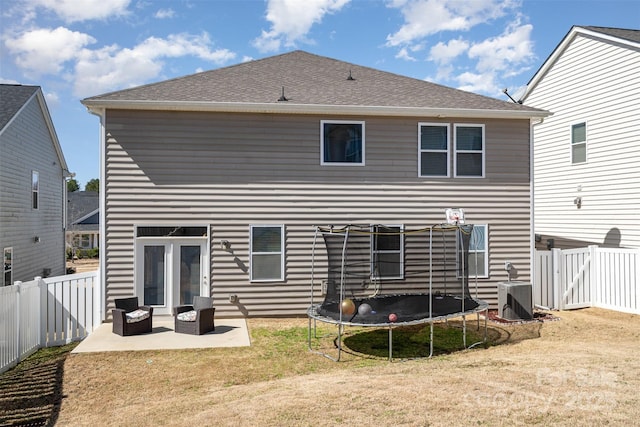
left=312, top=224, right=478, bottom=324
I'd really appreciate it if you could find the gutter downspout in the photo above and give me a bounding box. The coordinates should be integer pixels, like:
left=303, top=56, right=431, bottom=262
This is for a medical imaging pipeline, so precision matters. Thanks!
left=86, top=107, right=106, bottom=323
left=530, top=117, right=545, bottom=297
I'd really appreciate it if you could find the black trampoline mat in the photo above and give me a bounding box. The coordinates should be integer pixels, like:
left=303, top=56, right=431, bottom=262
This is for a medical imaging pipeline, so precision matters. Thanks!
left=317, top=294, right=480, bottom=324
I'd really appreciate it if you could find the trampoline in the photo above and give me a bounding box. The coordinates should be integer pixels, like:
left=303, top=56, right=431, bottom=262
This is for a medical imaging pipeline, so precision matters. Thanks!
left=307, top=223, right=488, bottom=361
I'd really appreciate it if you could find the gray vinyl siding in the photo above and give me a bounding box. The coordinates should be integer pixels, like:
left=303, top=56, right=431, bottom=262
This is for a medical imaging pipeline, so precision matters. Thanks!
left=527, top=32, right=640, bottom=249
left=103, top=109, right=532, bottom=316
left=0, top=96, right=66, bottom=284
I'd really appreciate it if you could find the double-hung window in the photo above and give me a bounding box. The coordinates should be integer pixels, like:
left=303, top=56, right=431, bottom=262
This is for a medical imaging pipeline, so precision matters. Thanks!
left=468, top=225, right=488, bottom=278
left=454, top=124, right=484, bottom=177
left=321, top=120, right=365, bottom=165
left=419, top=123, right=449, bottom=177
left=32, top=171, right=39, bottom=209
left=571, top=122, right=587, bottom=164
left=3, top=248, right=12, bottom=286
left=250, top=225, right=285, bottom=281
left=456, top=224, right=488, bottom=278
left=371, top=225, right=404, bottom=280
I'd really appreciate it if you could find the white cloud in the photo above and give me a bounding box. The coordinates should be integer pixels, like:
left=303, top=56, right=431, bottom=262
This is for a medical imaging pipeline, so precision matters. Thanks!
left=155, top=8, right=175, bottom=19
left=252, top=0, right=351, bottom=52
left=386, top=1, right=533, bottom=96
left=456, top=70, right=498, bottom=94
left=395, top=47, right=417, bottom=61
left=73, top=33, right=236, bottom=97
left=4, top=27, right=96, bottom=76
left=386, top=0, right=516, bottom=47
left=429, top=37, right=469, bottom=64
left=27, top=0, right=131, bottom=23
left=468, top=22, right=534, bottom=72
left=0, top=77, right=22, bottom=84
left=44, top=91, right=60, bottom=107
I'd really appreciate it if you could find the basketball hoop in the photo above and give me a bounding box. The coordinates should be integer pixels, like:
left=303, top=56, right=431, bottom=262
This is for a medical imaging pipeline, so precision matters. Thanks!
left=445, top=208, right=465, bottom=224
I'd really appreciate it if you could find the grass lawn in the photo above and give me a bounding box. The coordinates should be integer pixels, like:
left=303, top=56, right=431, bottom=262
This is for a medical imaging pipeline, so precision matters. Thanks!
left=2, top=308, right=639, bottom=426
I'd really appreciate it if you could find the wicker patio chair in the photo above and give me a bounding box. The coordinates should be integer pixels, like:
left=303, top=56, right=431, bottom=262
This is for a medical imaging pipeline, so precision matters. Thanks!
left=112, top=297, right=153, bottom=336
left=173, top=296, right=215, bottom=335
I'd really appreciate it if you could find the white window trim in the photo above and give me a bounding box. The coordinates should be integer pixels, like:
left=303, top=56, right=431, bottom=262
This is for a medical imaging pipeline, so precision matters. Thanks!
left=250, top=224, right=285, bottom=282
left=370, top=224, right=404, bottom=280
left=418, top=122, right=450, bottom=178
left=3, top=247, right=12, bottom=286
left=320, top=120, right=366, bottom=166
left=454, top=124, right=485, bottom=178
left=32, top=171, right=39, bottom=209
left=570, top=121, right=587, bottom=165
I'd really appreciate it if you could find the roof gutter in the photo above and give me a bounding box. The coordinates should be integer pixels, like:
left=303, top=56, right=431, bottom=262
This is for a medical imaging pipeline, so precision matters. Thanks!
left=82, top=100, right=550, bottom=120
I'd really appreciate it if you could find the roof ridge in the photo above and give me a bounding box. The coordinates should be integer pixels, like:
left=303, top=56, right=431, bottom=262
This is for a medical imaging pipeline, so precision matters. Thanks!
left=82, top=50, right=547, bottom=117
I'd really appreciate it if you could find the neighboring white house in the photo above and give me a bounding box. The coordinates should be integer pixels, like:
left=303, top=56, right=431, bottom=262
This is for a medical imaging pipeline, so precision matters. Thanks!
left=521, top=26, right=640, bottom=250
left=0, top=84, right=71, bottom=284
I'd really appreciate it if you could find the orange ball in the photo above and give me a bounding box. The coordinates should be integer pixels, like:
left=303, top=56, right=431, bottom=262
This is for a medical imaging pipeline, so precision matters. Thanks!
left=340, top=299, right=356, bottom=315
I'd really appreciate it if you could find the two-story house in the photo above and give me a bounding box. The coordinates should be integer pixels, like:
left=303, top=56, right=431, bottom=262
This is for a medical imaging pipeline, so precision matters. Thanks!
left=81, top=51, right=548, bottom=318
left=521, top=26, right=640, bottom=250
left=1, top=84, right=71, bottom=285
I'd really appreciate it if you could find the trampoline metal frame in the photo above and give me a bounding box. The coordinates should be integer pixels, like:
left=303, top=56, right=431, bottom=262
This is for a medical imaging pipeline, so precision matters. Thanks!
left=307, top=224, right=489, bottom=362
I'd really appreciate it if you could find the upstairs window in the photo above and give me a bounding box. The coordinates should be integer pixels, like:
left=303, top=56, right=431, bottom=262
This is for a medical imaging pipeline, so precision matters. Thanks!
left=419, top=123, right=449, bottom=177
left=454, top=124, right=484, bottom=177
left=250, top=225, right=285, bottom=281
left=3, top=248, right=12, bottom=286
left=32, top=171, right=39, bottom=209
left=371, top=225, right=404, bottom=280
left=571, top=122, right=587, bottom=164
left=321, top=121, right=365, bottom=165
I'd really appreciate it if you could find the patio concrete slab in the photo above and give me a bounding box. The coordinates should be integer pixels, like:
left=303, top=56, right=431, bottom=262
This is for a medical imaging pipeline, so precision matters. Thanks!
left=72, top=316, right=250, bottom=353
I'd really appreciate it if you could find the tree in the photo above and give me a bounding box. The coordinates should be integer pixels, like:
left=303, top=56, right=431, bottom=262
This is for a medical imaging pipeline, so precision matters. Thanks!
left=67, top=178, right=80, bottom=192
left=85, top=178, right=99, bottom=192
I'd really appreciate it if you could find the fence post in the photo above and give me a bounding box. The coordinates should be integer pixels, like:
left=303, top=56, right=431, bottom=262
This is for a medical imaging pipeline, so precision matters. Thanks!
left=39, top=277, right=48, bottom=347
left=588, top=245, right=598, bottom=307
left=14, top=281, right=22, bottom=363
left=94, top=270, right=102, bottom=327
left=551, top=248, right=563, bottom=310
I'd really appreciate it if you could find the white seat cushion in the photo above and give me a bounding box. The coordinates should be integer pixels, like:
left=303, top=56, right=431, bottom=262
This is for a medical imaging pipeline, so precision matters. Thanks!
left=177, top=310, right=197, bottom=322
left=125, top=309, right=150, bottom=324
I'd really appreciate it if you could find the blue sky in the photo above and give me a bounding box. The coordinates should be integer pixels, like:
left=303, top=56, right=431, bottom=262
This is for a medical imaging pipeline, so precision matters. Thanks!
left=1, top=0, right=638, bottom=187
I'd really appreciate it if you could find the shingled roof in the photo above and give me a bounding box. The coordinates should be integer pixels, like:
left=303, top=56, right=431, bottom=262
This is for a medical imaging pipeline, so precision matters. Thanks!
left=0, top=84, right=39, bottom=131
left=582, top=26, right=640, bottom=44
left=82, top=51, right=547, bottom=119
left=67, top=191, right=99, bottom=231
left=1, top=84, right=69, bottom=173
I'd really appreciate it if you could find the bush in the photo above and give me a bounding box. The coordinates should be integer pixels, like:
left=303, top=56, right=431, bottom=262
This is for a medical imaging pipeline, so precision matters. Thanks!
left=77, top=248, right=99, bottom=259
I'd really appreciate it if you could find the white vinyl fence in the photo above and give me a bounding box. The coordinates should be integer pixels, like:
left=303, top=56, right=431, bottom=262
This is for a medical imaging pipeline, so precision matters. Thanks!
left=534, top=246, right=640, bottom=314
left=0, top=271, right=100, bottom=374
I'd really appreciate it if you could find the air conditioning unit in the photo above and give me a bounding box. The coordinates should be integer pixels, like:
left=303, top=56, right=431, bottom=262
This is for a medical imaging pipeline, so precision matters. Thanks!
left=498, top=281, right=533, bottom=320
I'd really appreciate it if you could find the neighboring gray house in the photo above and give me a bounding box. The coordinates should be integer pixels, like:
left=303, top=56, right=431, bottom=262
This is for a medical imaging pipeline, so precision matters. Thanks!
left=82, top=51, right=548, bottom=318
left=1, top=84, right=70, bottom=285
left=66, top=191, right=99, bottom=252
left=520, top=26, right=640, bottom=250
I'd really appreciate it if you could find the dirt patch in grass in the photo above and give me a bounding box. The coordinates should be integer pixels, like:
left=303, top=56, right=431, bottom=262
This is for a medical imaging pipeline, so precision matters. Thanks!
left=4, top=308, right=640, bottom=426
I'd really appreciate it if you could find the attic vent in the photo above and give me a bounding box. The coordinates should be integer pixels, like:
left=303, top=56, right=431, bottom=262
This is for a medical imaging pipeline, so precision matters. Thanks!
left=277, top=86, right=288, bottom=102
left=347, top=69, right=355, bottom=81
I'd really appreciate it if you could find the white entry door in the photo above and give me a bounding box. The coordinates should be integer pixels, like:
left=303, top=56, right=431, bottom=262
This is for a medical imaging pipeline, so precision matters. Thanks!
left=136, top=239, right=208, bottom=315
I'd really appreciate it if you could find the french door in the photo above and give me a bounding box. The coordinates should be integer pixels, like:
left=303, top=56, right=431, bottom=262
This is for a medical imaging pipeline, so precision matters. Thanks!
left=135, top=239, right=208, bottom=315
